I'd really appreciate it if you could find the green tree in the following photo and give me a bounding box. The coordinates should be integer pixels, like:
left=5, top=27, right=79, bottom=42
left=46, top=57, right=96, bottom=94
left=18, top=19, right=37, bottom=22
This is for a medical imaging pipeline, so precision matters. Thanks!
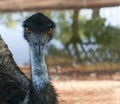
left=52, top=9, right=120, bottom=63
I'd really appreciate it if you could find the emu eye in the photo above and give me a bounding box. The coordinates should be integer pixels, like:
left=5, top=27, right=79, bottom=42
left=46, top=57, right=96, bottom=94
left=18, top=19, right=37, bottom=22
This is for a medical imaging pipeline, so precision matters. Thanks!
left=25, top=27, right=32, bottom=34
left=47, top=28, right=53, bottom=34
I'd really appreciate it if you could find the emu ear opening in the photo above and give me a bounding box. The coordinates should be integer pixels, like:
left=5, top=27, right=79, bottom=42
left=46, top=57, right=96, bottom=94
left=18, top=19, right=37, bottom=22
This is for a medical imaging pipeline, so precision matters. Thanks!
left=25, top=27, right=32, bottom=34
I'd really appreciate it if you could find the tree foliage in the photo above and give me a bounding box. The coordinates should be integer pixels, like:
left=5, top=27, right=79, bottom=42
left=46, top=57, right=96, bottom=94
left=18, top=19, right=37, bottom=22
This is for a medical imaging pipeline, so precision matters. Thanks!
left=1, top=11, right=120, bottom=64
left=51, top=9, right=120, bottom=64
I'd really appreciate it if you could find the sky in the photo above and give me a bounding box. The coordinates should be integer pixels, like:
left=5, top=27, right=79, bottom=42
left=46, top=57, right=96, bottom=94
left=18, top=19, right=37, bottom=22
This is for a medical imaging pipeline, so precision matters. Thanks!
left=80, top=6, right=120, bottom=27
left=0, top=24, right=29, bottom=66
left=0, top=6, right=120, bottom=66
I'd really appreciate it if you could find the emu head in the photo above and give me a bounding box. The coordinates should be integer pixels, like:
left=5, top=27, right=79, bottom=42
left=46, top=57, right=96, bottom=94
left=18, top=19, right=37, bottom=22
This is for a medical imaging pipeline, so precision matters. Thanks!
left=23, top=13, right=55, bottom=55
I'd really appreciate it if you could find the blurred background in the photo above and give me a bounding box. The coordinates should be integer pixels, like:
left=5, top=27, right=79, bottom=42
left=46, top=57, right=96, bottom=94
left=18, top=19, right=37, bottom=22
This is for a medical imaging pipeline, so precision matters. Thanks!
left=0, top=0, right=120, bottom=104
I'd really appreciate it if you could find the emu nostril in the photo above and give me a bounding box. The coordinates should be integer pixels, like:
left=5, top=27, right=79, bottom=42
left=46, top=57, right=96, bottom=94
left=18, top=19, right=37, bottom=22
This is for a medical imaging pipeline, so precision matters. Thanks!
left=41, top=43, right=45, bottom=46
left=34, top=42, right=37, bottom=45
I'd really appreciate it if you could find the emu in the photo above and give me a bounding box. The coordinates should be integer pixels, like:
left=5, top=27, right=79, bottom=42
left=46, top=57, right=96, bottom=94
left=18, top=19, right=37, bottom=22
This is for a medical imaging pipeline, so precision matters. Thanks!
left=0, top=13, right=58, bottom=104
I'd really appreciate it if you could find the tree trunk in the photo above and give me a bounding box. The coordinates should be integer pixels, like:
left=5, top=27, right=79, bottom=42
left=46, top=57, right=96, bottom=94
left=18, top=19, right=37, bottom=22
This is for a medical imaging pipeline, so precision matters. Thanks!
left=92, top=8, right=100, bottom=19
left=71, top=10, right=82, bottom=62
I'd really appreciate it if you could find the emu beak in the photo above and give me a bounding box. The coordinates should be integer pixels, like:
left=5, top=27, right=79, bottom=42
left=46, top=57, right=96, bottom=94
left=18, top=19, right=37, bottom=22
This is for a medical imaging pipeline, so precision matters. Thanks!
left=35, top=35, right=47, bottom=55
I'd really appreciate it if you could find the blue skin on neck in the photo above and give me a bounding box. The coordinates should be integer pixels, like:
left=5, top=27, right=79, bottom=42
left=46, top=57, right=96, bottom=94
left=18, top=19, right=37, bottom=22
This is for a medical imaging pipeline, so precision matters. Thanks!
left=30, top=45, right=50, bottom=90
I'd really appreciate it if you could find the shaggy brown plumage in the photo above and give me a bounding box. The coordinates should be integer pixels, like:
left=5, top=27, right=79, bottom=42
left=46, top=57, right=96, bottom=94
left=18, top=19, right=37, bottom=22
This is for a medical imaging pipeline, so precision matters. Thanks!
left=0, top=36, right=30, bottom=90
left=0, top=12, right=58, bottom=104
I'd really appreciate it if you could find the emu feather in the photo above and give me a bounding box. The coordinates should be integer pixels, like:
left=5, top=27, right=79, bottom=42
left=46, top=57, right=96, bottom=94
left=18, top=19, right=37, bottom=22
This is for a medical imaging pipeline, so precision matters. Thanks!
left=0, top=13, right=58, bottom=104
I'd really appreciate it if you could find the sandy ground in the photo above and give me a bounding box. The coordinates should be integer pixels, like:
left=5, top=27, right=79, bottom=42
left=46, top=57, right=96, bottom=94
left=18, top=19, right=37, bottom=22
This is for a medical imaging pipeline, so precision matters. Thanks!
left=54, top=80, right=120, bottom=104
left=20, top=64, right=120, bottom=104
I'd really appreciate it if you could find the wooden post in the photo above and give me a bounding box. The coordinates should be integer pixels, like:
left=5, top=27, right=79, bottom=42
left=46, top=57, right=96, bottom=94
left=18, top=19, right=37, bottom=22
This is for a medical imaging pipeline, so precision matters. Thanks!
left=0, top=0, right=120, bottom=12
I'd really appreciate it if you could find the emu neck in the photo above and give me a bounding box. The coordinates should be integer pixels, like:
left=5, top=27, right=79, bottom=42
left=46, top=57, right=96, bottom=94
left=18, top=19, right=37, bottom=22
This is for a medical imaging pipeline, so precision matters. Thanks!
left=30, top=47, right=49, bottom=90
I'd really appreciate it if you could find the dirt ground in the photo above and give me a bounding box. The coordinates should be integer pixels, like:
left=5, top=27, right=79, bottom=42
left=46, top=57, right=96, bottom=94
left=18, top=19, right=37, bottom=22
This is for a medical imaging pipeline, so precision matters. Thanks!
left=54, top=80, right=120, bottom=104
left=20, top=63, right=120, bottom=104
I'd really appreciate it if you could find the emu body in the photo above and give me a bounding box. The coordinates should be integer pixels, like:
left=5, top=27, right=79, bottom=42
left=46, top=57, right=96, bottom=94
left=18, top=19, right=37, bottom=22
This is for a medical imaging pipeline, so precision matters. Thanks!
left=0, top=13, right=58, bottom=104
left=0, top=36, right=30, bottom=90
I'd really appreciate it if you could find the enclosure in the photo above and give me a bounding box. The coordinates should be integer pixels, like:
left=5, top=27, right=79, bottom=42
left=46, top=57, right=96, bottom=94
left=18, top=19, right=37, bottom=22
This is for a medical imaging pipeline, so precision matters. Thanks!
left=0, top=0, right=120, bottom=104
